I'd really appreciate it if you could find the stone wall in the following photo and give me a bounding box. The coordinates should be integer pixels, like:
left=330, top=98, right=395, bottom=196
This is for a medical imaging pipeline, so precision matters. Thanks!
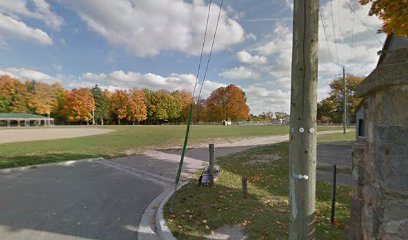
left=352, top=85, right=408, bottom=239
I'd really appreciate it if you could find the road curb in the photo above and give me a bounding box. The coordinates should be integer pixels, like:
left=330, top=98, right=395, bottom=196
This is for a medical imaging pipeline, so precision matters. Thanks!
left=155, top=182, right=188, bottom=240
left=0, top=157, right=104, bottom=173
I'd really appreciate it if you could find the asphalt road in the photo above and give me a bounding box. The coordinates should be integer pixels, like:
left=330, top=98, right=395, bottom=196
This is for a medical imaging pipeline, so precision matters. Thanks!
left=0, top=144, right=259, bottom=240
left=0, top=138, right=352, bottom=240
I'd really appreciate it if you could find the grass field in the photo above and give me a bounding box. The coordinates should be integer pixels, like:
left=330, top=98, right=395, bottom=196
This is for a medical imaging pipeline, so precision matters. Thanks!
left=165, top=131, right=354, bottom=239
left=0, top=125, right=346, bottom=169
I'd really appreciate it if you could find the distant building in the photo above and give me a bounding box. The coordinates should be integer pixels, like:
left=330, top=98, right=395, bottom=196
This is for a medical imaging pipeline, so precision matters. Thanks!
left=0, top=113, right=54, bottom=127
left=351, top=34, right=408, bottom=239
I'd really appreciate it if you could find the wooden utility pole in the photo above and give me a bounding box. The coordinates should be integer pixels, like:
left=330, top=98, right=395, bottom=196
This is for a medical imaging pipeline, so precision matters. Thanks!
left=342, top=66, right=347, bottom=134
left=288, top=0, right=319, bottom=239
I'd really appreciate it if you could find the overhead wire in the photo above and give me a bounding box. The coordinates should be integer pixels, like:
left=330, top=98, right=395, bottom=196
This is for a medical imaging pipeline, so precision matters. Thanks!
left=337, top=0, right=344, bottom=64
left=329, top=0, right=341, bottom=66
left=197, top=0, right=224, bottom=101
left=345, top=1, right=383, bottom=45
left=320, top=10, right=334, bottom=65
left=350, top=8, right=355, bottom=61
left=192, top=0, right=212, bottom=98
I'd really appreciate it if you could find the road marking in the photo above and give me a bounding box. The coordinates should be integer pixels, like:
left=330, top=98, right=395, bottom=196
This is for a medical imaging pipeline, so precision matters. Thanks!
left=98, top=160, right=173, bottom=187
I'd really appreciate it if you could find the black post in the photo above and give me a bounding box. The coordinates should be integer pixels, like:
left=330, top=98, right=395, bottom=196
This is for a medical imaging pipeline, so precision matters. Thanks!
left=331, top=164, right=337, bottom=224
left=242, top=175, right=248, bottom=199
left=209, top=144, right=214, bottom=187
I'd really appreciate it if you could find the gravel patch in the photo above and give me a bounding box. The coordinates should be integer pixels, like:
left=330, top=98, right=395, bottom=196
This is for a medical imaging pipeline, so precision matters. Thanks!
left=0, top=128, right=114, bottom=144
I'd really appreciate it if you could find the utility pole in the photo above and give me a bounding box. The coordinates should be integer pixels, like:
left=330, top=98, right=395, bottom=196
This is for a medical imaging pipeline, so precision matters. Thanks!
left=342, top=66, right=347, bottom=134
left=288, top=0, right=319, bottom=239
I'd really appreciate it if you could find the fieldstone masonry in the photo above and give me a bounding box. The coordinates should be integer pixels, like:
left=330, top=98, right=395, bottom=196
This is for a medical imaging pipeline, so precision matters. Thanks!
left=351, top=35, right=408, bottom=239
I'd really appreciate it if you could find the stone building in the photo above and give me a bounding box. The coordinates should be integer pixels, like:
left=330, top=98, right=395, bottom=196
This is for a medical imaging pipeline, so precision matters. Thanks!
left=351, top=34, right=408, bottom=239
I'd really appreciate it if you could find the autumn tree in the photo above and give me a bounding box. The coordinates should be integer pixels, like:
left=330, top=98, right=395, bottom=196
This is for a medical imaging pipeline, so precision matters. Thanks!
left=317, top=74, right=364, bottom=123
left=127, top=89, right=147, bottom=124
left=171, top=90, right=193, bottom=122
left=30, top=82, right=62, bottom=122
left=359, top=0, right=408, bottom=36
left=193, top=98, right=207, bottom=122
left=0, top=75, right=32, bottom=113
left=0, top=75, right=17, bottom=112
left=205, top=84, right=250, bottom=122
left=91, top=85, right=110, bottom=125
left=110, top=90, right=129, bottom=125
left=63, top=88, right=95, bottom=123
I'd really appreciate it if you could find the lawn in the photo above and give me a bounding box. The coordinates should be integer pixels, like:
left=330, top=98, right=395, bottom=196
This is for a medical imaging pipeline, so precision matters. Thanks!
left=164, top=131, right=354, bottom=239
left=0, top=125, right=345, bottom=169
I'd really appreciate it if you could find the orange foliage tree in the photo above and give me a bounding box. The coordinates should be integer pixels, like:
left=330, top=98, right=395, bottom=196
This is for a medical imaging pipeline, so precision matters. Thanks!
left=359, top=0, right=408, bottom=36
left=110, top=90, right=129, bottom=125
left=63, top=88, right=95, bottom=123
left=30, top=82, right=64, bottom=118
left=127, top=89, right=147, bottom=124
left=0, top=75, right=31, bottom=112
left=205, top=84, right=250, bottom=122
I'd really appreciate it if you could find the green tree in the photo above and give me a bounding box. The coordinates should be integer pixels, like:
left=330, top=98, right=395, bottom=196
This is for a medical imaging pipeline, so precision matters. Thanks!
left=317, top=75, right=364, bottom=123
left=91, top=85, right=110, bottom=125
left=0, top=76, right=32, bottom=113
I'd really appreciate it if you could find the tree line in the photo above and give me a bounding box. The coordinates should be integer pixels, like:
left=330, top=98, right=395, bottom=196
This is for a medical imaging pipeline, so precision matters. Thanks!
left=0, top=75, right=250, bottom=124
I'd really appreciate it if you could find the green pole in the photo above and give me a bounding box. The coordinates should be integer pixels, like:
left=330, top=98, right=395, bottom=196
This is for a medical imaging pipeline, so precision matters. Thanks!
left=174, top=102, right=194, bottom=186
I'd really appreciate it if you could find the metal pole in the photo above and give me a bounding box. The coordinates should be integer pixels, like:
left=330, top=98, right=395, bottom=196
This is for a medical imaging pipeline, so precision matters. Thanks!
left=289, top=0, right=319, bottom=239
left=331, top=164, right=337, bottom=224
left=209, top=144, right=214, bottom=187
left=170, top=103, right=193, bottom=211
left=343, top=66, right=347, bottom=134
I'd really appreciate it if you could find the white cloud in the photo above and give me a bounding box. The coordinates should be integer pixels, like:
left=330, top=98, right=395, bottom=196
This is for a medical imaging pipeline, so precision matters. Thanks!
left=0, top=0, right=63, bottom=45
left=244, top=85, right=290, bottom=114
left=0, top=67, right=60, bottom=83
left=237, top=50, right=267, bottom=64
left=0, top=13, right=53, bottom=45
left=58, top=0, right=245, bottom=56
left=226, top=0, right=386, bottom=114
left=220, top=66, right=260, bottom=80
left=81, top=70, right=227, bottom=99
left=0, top=0, right=63, bottom=30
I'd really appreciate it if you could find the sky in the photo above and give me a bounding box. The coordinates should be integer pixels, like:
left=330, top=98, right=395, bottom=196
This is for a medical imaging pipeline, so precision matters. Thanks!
left=0, top=0, right=386, bottom=114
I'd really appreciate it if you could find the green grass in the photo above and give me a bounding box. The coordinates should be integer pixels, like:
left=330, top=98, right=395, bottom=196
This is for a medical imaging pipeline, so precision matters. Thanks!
left=317, top=130, right=355, bottom=142
left=0, top=125, right=348, bottom=169
left=165, top=133, right=352, bottom=239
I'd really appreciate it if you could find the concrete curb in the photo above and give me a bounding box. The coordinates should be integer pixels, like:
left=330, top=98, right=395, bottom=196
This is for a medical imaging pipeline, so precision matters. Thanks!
left=138, top=187, right=172, bottom=240
left=0, top=157, right=104, bottom=174
left=156, top=182, right=188, bottom=240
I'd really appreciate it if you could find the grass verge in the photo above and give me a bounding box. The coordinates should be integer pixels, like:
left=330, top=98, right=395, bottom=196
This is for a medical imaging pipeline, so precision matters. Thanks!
left=164, top=132, right=354, bottom=239
left=0, top=125, right=345, bottom=169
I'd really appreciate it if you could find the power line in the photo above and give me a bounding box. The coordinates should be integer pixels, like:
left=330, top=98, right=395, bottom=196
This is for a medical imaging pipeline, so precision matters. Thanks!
left=192, top=0, right=212, bottom=98
left=345, top=1, right=383, bottom=45
left=350, top=9, right=355, bottom=61
left=320, top=11, right=334, bottom=65
left=329, top=0, right=341, bottom=66
left=197, top=0, right=224, bottom=100
left=337, top=0, right=344, bottom=64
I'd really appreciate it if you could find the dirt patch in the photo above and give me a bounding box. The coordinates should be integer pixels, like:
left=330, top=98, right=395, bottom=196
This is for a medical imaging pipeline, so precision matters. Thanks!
left=241, top=154, right=281, bottom=167
left=0, top=127, right=114, bottom=144
left=204, top=224, right=246, bottom=240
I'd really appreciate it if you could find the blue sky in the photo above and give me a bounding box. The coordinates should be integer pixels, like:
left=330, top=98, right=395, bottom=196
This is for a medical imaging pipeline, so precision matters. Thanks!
left=0, top=0, right=386, bottom=114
